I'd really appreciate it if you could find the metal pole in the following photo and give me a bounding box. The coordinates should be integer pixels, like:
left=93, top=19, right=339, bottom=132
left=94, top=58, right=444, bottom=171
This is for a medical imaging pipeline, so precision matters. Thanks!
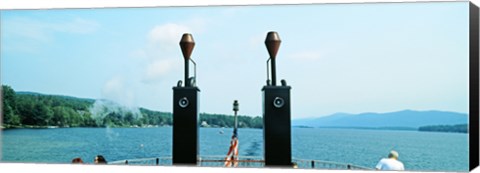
left=185, top=59, right=189, bottom=87
left=233, top=100, right=239, bottom=136
left=271, top=58, right=276, bottom=86
left=191, top=59, right=197, bottom=86
left=266, top=58, right=271, bottom=85
left=234, top=111, right=238, bottom=130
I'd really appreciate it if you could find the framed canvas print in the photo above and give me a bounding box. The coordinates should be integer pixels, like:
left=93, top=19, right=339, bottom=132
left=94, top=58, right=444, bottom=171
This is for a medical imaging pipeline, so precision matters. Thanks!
left=1, top=0, right=479, bottom=172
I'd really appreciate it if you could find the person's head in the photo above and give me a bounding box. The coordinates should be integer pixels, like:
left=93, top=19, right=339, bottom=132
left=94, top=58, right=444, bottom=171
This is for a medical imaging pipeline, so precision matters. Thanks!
left=233, top=129, right=238, bottom=138
left=94, top=155, right=107, bottom=164
left=72, top=157, right=83, bottom=164
left=388, top=150, right=399, bottom=160
left=292, top=162, right=298, bottom=168
left=231, top=136, right=238, bottom=145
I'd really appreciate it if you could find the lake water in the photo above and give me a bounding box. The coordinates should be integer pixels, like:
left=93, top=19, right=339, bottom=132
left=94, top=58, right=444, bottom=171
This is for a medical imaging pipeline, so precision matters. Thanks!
left=0, top=127, right=469, bottom=171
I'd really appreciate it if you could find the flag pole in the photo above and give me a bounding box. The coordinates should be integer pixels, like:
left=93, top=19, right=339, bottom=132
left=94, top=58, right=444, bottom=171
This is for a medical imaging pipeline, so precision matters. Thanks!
left=233, top=100, right=239, bottom=137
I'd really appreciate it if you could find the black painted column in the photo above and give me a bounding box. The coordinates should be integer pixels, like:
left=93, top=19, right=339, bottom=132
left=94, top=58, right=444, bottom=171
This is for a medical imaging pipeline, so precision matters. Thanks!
left=262, top=85, right=292, bottom=166
left=262, top=31, right=292, bottom=167
left=469, top=2, right=479, bottom=171
left=172, top=33, right=200, bottom=165
left=172, top=87, right=199, bottom=165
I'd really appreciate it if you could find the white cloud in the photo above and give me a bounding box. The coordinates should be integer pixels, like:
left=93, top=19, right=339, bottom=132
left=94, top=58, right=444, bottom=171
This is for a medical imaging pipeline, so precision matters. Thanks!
left=183, top=17, right=207, bottom=33
left=4, top=17, right=99, bottom=43
left=145, top=17, right=207, bottom=52
left=142, top=59, right=180, bottom=84
left=53, top=18, right=100, bottom=34
left=249, top=32, right=266, bottom=49
left=102, top=76, right=136, bottom=108
left=147, top=23, right=192, bottom=52
left=4, top=17, right=50, bottom=42
left=134, top=20, right=206, bottom=84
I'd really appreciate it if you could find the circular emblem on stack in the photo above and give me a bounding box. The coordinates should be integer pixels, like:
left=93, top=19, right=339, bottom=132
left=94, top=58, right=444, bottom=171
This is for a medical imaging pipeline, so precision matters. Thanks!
left=179, top=97, right=189, bottom=108
left=273, top=97, right=285, bottom=108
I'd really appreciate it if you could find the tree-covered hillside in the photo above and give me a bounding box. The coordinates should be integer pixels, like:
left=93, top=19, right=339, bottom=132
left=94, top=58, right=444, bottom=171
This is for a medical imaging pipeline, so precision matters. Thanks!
left=1, top=85, right=263, bottom=128
left=418, top=124, right=468, bottom=133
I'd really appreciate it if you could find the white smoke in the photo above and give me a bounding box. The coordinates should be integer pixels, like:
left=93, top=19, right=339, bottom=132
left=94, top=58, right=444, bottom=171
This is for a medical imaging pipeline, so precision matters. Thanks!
left=89, top=99, right=142, bottom=125
left=89, top=77, right=143, bottom=126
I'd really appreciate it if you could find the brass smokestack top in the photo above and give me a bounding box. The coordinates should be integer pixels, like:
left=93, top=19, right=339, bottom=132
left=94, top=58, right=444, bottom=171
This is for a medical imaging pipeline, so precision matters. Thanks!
left=265, top=31, right=281, bottom=86
left=180, top=33, right=195, bottom=60
left=179, top=33, right=196, bottom=87
left=265, top=31, right=281, bottom=59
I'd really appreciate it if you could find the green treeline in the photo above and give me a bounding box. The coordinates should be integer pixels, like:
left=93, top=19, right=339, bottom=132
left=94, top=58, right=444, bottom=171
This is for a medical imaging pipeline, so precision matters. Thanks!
left=418, top=124, right=468, bottom=133
left=200, top=113, right=263, bottom=129
left=1, top=85, right=263, bottom=129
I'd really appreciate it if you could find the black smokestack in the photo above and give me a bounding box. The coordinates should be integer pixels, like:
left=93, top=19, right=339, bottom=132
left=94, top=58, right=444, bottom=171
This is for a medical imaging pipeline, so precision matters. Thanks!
left=265, top=31, right=281, bottom=86
left=180, top=33, right=195, bottom=87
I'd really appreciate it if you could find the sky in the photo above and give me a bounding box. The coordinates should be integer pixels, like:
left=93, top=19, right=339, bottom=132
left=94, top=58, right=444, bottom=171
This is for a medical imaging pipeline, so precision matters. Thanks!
left=0, top=2, right=470, bottom=119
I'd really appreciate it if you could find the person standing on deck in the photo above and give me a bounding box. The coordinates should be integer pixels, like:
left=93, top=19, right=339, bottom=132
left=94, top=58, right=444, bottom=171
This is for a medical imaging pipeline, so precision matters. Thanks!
left=375, top=150, right=405, bottom=171
left=224, top=100, right=240, bottom=167
left=224, top=134, right=239, bottom=167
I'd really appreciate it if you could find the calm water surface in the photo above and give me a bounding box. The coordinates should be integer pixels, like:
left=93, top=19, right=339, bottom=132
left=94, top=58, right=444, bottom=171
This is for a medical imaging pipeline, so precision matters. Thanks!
left=1, top=127, right=468, bottom=171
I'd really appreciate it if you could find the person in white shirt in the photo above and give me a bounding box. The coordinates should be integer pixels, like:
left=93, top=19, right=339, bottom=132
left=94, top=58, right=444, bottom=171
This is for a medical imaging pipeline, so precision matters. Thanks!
left=375, top=150, right=405, bottom=171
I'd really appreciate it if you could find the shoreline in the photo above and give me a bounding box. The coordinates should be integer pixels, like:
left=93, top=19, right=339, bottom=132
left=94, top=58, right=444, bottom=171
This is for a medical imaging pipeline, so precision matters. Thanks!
left=1, top=124, right=172, bottom=129
left=1, top=125, right=467, bottom=134
left=0, top=124, right=263, bottom=130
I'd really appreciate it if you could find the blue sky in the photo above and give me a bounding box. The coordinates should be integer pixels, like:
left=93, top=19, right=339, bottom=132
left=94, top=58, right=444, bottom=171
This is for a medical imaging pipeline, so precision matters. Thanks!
left=1, top=2, right=469, bottom=119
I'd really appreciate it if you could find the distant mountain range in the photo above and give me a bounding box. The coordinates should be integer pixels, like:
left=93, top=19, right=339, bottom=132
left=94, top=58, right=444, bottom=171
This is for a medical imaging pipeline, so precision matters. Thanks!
left=292, top=110, right=468, bottom=129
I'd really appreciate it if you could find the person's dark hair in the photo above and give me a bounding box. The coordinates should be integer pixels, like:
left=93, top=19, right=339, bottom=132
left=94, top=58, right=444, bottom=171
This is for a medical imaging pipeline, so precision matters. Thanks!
left=292, top=162, right=298, bottom=168
left=72, top=157, right=83, bottom=164
left=95, top=155, right=107, bottom=164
